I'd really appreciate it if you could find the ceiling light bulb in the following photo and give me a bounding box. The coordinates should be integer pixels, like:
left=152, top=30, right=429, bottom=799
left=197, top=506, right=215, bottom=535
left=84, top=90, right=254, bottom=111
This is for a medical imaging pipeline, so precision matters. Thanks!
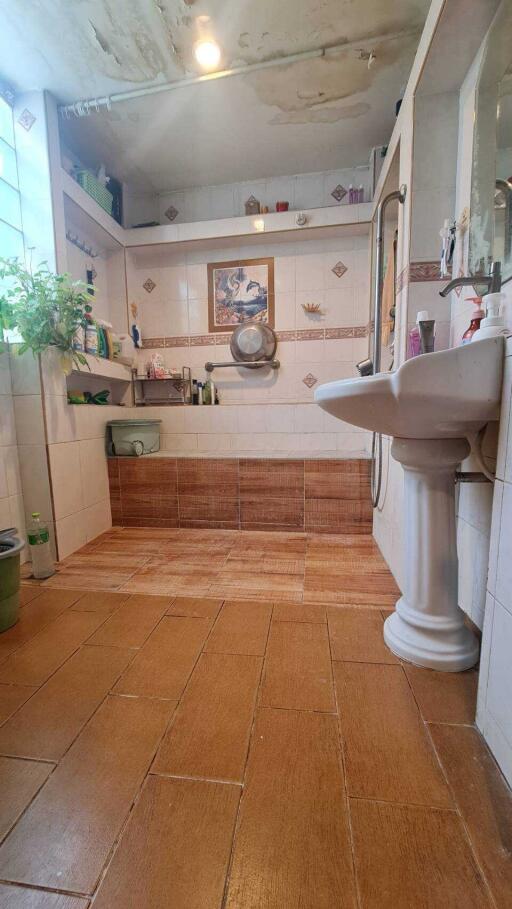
left=194, top=40, right=221, bottom=70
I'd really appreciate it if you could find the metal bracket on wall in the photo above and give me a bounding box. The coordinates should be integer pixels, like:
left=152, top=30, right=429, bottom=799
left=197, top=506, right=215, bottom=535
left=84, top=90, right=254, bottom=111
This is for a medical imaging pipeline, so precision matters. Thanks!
left=205, top=360, right=280, bottom=372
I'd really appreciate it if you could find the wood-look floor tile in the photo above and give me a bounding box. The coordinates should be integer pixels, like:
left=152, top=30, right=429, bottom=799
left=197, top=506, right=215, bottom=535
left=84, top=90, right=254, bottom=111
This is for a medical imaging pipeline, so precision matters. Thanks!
left=0, top=590, right=84, bottom=660
left=70, top=590, right=131, bottom=614
left=225, top=708, right=357, bottom=909
left=333, top=662, right=452, bottom=807
left=0, top=757, right=53, bottom=842
left=18, top=589, right=42, bottom=607
left=118, top=568, right=213, bottom=597
left=404, top=665, right=478, bottom=724
left=205, top=600, right=272, bottom=656
left=114, top=616, right=212, bottom=699
left=350, top=799, right=491, bottom=908
left=210, top=569, right=302, bottom=601
left=0, top=883, right=89, bottom=908
left=260, top=621, right=335, bottom=712
left=224, top=556, right=304, bottom=576
left=0, top=695, right=173, bottom=894
left=0, top=685, right=37, bottom=725
left=153, top=652, right=262, bottom=782
left=328, top=607, right=399, bottom=664
left=86, top=595, right=172, bottom=649
left=0, top=645, right=133, bottom=761
left=430, top=724, right=512, bottom=908
left=92, top=775, right=239, bottom=909
left=166, top=596, right=223, bottom=618
left=0, top=611, right=107, bottom=687
left=272, top=601, right=326, bottom=623
left=236, top=536, right=307, bottom=559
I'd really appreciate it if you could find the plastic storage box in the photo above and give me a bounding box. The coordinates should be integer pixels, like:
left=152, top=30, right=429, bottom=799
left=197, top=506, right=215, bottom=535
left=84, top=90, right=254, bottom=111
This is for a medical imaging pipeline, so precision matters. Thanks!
left=107, top=419, right=162, bottom=457
left=76, top=170, right=113, bottom=215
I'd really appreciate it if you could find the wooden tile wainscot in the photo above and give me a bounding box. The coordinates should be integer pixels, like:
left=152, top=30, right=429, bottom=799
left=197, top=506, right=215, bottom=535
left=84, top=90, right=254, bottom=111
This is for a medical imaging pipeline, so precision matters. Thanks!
left=108, top=457, right=373, bottom=533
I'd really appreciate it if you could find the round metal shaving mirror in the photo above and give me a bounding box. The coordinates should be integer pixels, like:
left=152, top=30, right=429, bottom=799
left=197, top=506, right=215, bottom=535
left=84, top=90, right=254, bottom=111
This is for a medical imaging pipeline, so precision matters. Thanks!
left=230, top=323, right=277, bottom=365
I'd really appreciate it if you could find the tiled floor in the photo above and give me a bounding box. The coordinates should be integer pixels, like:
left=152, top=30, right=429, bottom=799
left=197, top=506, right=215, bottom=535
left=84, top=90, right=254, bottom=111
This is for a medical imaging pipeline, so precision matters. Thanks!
left=0, top=529, right=509, bottom=907
left=31, top=526, right=401, bottom=606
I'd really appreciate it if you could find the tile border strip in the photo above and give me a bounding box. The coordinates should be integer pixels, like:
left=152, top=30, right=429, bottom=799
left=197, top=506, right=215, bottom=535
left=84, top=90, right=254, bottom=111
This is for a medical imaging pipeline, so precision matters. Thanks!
left=142, top=325, right=369, bottom=349
left=397, top=261, right=452, bottom=293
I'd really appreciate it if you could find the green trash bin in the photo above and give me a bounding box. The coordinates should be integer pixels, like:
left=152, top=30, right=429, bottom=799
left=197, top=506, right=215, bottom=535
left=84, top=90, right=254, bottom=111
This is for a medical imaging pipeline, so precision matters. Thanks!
left=0, top=528, right=25, bottom=633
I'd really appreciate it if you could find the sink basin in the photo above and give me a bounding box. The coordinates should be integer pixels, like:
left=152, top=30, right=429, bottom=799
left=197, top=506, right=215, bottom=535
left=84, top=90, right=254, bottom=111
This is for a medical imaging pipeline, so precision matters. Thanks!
left=314, top=336, right=505, bottom=673
left=314, top=336, right=504, bottom=439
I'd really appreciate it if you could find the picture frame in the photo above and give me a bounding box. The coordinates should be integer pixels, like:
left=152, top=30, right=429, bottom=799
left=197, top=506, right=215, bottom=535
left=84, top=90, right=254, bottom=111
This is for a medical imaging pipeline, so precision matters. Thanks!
left=207, top=257, right=274, bottom=333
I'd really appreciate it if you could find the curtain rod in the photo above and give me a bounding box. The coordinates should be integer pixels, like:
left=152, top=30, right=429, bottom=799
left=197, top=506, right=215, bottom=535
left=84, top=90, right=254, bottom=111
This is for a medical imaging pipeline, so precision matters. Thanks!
left=58, top=30, right=416, bottom=118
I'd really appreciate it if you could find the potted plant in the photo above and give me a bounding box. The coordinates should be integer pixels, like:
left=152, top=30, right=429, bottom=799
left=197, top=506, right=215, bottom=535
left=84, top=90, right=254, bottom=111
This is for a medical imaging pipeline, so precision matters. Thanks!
left=0, top=257, right=93, bottom=373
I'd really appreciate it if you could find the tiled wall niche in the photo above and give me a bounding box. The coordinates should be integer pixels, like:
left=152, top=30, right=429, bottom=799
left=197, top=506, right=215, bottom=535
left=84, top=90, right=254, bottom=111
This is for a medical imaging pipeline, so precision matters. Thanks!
left=120, top=165, right=374, bottom=228
left=126, top=229, right=372, bottom=458
left=108, top=457, right=372, bottom=534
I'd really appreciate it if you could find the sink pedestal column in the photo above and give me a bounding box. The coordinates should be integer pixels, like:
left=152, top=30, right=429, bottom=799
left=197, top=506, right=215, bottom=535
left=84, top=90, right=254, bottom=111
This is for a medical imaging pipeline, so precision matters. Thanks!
left=384, top=437, right=479, bottom=672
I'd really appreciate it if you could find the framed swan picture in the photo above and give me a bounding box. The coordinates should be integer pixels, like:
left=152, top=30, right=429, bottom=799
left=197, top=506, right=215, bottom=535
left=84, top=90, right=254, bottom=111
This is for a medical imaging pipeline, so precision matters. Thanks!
left=207, top=257, right=274, bottom=333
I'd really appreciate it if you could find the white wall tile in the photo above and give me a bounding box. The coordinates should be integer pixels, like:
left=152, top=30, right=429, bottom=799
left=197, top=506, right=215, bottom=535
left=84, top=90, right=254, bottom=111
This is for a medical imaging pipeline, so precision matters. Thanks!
left=487, top=480, right=504, bottom=598
left=486, top=600, right=512, bottom=747
left=48, top=441, right=83, bottom=519
left=55, top=511, right=87, bottom=561
left=160, top=433, right=198, bottom=452
left=500, top=354, right=512, bottom=483
left=83, top=499, right=112, bottom=542
left=17, top=444, right=53, bottom=522
left=13, top=395, right=45, bottom=445
left=9, top=348, right=41, bottom=395
left=496, top=482, right=512, bottom=614
left=79, top=438, right=110, bottom=507
left=44, top=395, right=78, bottom=444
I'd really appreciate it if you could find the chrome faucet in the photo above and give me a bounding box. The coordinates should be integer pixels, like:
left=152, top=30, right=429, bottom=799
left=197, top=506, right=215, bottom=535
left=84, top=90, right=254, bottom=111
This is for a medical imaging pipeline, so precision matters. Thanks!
left=439, top=260, right=501, bottom=297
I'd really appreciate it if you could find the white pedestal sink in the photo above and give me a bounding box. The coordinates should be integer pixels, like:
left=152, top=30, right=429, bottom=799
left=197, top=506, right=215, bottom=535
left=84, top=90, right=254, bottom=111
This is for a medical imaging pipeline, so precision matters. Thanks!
left=315, top=337, right=505, bottom=672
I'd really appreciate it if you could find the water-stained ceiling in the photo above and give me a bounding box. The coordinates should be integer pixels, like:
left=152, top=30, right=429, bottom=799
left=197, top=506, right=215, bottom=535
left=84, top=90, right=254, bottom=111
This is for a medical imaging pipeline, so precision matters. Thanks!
left=0, top=0, right=431, bottom=191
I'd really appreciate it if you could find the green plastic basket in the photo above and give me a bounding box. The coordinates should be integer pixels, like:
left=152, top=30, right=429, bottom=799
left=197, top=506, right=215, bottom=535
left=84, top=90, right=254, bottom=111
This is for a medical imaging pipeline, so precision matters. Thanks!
left=76, top=170, right=113, bottom=215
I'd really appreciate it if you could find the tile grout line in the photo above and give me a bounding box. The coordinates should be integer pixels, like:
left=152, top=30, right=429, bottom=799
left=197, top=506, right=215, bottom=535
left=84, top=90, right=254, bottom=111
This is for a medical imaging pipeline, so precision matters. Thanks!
left=219, top=598, right=275, bottom=909
left=89, top=598, right=230, bottom=900
left=0, top=617, right=148, bottom=855
left=325, top=608, right=363, bottom=909
left=401, top=665, right=499, bottom=909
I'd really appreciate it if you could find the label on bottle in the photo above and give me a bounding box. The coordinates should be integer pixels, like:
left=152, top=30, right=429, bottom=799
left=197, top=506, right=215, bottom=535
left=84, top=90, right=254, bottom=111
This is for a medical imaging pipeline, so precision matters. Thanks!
left=28, top=530, right=50, bottom=546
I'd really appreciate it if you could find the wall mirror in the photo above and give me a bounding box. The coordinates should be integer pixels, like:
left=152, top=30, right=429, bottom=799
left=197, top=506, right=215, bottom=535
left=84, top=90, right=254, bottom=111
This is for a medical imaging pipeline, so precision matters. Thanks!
left=469, top=0, right=512, bottom=283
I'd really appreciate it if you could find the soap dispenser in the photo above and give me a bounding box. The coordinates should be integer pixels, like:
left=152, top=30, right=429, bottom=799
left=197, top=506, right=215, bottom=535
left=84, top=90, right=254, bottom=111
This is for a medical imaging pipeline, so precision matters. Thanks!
left=471, top=292, right=510, bottom=342
left=461, top=297, right=484, bottom=344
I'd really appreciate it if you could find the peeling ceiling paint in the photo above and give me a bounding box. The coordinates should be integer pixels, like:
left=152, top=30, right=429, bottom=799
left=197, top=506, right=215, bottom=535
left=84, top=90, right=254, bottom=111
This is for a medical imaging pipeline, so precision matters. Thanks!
left=0, top=0, right=430, bottom=190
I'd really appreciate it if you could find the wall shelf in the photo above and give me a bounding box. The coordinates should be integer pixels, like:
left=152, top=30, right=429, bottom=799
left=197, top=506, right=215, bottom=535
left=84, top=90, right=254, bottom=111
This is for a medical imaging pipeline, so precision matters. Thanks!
left=71, top=353, right=133, bottom=382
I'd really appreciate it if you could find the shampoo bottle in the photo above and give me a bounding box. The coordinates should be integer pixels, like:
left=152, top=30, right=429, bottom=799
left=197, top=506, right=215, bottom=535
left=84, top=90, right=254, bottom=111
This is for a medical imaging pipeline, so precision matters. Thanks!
left=471, top=292, right=510, bottom=342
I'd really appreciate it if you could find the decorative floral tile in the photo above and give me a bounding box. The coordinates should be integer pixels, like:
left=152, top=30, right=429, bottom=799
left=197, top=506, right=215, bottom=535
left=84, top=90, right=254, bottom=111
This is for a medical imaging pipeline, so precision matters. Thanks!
left=164, top=205, right=179, bottom=222
left=302, top=373, right=318, bottom=388
left=143, top=278, right=156, bottom=293
left=332, top=261, right=348, bottom=278
left=17, top=108, right=36, bottom=131
left=298, top=329, right=324, bottom=341
left=166, top=336, right=190, bottom=348
left=331, top=184, right=347, bottom=202
left=325, top=327, right=354, bottom=339
left=141, top=337, right=165, bottom=348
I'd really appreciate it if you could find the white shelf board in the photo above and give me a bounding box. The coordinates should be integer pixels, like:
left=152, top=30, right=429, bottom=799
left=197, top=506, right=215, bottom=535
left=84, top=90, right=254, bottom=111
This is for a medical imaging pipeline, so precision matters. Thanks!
left=71, top=353, right=132, bottom=381
left=61, top=170, right=124, bottom=251
left=123, top=202, right=373, bottom=249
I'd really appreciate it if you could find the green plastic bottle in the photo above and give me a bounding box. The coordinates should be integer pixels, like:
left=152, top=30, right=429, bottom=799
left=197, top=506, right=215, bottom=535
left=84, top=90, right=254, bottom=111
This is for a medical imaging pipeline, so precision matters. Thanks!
left=27, top=513, right=54, bottom=579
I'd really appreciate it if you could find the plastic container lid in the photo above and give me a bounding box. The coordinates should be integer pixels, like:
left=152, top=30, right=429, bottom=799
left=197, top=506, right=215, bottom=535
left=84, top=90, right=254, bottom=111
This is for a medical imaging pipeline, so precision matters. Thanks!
left=106, top=420, right=162, bottom=426
left=416, top=310, right=430, bottom=323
